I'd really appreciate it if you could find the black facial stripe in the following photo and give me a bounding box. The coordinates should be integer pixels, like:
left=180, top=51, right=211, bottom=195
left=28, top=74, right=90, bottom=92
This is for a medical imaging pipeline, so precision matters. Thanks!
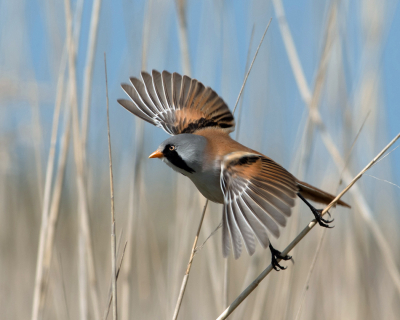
left=163, top=144, right=195, bottom=174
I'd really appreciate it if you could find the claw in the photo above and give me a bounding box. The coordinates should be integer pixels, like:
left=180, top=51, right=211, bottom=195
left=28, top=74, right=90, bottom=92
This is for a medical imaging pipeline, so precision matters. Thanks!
left=313, top=208, right=334, bottom=228
left=298, top=193, right=335, bottom=228
left=317, top=209, right=332, bottom=219
left=269, top=244, right=292, bottom=271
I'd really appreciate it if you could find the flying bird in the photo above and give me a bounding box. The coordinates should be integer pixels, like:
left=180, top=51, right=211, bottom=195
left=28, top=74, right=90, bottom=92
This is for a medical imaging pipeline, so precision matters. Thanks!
left=118, top=70, right=350, bottom=270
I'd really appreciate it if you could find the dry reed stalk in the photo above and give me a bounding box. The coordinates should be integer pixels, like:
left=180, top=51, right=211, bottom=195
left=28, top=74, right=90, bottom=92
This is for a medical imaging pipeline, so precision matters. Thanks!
left=175, top=0, right=191, bottom=75
left=78, top=1, right=102, bottom=315
left=81, top=0, right=102, bottom=151
left=104, top=53, right=117, bottom=320
left=293, top=229, right=326, bottom=320
left=118, top=5, right=152, bottom=306
left=232, top=19, right=271, bottom=114
left=234, top=25, right=254, bottom=139
left=54, top=251, right=70, bottom=320
left=216, top=133, right=400, bottom=320
left=31, top=49, right=67, bottom=320
left=120, top=1, right=154, bottom=317
left=31, top=1, right=87, bottom=315
left=64, top=0, right=101, bottom=318
left=295, top=2, right=337, bottom=171
left=172, top=201, right=209, bottom=320
left=145, top=198, right=168, bottom=311
left=120, top=181, right=136, bottom=320
left=104, top=241, right=128, bottom=319
left=201, top=216, right=224, bottom=311
left=272, top=0, right=400, bottom=295
left=120, top=132, right=143, bottom=320
left=43, top=92, right=72, bottom=309
left=231, top=256, right=259, bottom=320
left=249, top=272, right=270, bottom=320
left=31, top=85, right=44, bottom=206
left=222, top=258, right=229, bottom=310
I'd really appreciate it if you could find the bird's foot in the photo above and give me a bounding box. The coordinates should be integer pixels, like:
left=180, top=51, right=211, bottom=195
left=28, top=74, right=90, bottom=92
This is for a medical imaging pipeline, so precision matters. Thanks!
left=269, top=244, right=292, bottom=271
left=297, top=193, right=334, bottom=228
left=313, top=208, right=334, bottom=228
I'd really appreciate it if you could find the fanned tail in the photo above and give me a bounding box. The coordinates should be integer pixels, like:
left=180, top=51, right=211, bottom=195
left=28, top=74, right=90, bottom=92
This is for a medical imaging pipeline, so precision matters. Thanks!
left=297, top=181, right=351, bottom=208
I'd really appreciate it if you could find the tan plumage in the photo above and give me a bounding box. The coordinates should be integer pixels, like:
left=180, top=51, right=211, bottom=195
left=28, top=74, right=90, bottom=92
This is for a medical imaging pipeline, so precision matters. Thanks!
left=119, top=70, right=351, bottom=265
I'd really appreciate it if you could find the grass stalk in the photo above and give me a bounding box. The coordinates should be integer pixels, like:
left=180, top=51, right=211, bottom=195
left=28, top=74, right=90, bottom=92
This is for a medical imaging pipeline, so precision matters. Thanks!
left=104, top=242, right=128, bottom=320
left=81, top=0, right=102, bottom=152
left=64, top=0, right=101, bottom=317
left=30, top=1, right=86, bottom=315
left=120, top=0, right=152, bottom=316
left=175, top=0, right=191, bottom=75
left=104, top=53, right=118, bottom=320
left=293, top=229, right=326, bottom=320
left=232, top=19, right=271, bottom=114
left=234, top=25, right=254, bottom=139
left=30, top=46, right=67, bottom=320
left=172, top=200, right=208, bottom=320
left=222, top=259, right=229, bottom=309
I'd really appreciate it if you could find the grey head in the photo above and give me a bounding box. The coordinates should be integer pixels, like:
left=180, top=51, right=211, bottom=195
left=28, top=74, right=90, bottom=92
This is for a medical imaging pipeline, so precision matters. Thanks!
left=149, top=134, right=207, bottom=176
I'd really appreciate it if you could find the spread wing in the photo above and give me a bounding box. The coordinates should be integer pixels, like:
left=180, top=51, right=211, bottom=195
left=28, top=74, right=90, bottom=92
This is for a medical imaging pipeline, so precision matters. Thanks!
left=118, top=70, right=235, bottom=135
left=220, top=152, right=299, bottom=259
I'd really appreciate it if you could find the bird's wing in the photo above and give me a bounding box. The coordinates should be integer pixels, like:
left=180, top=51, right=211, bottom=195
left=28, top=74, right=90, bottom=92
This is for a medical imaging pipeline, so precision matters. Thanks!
left=118, top=70, right=235, bottom=135
left=220, top=152, right=299, bottom=259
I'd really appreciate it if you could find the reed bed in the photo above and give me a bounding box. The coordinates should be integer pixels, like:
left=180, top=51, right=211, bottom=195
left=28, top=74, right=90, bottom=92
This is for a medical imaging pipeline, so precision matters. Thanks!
left=1, top=0, right=399, bottom=319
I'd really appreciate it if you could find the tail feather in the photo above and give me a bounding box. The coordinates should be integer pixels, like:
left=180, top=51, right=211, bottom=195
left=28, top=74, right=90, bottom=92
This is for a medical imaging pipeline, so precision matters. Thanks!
left=297, top=180, right=351, bottom=208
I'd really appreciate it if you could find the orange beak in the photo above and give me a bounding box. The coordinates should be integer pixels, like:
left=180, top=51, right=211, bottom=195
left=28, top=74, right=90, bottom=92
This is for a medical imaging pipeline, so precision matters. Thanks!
left=148, top=150, right=164, bottom=159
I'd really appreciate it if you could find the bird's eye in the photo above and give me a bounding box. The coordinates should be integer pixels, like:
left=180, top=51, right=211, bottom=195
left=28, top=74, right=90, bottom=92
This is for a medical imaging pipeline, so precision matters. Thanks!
left=169, top=145, right=175, bottom=151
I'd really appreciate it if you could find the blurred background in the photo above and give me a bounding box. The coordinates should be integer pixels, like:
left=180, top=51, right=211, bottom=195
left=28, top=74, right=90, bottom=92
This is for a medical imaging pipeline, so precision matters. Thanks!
left=1, top=0, right=400, bottom=319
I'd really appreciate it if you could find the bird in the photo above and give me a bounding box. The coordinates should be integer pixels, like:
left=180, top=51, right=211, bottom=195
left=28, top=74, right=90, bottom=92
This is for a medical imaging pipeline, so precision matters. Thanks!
left=118, top=70, right=350, bottom=270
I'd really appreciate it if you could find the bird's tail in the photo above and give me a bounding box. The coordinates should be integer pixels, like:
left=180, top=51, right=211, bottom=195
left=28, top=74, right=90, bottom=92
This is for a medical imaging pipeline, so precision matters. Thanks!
left=297, top=180, right=351, bottom=208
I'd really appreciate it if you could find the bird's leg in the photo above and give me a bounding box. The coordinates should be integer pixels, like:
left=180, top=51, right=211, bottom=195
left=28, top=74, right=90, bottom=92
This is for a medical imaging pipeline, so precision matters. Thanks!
left=269, top=243, right=292, bottom=271
left=297, top=193, right=334, bottom=228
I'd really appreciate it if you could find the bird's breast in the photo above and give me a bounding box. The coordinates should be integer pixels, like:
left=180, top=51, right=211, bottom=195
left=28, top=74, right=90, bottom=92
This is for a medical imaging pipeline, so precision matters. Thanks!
left=188, top=160, right=224, bottom=204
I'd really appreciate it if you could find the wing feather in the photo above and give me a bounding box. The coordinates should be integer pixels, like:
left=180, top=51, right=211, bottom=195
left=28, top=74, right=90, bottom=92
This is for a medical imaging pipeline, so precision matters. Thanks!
left=141, top=71, right=163, bottom=112
left=241, top=192, right=280, bottom=238
left=226, top=194, right=242, bottom=259
left=151, top=70, right=169, bottom=109
left=220, top=152, right=298, bottom=257
left=116, top=99, right=156, bottom=125
left=222, top=203, right=232, bottom=258
left=130, top=77, right=160, bottom=116
left=119, top=70, right=235, bottom=135
left=236, top=197, right=270, bottom=248
left=248, top=182, right=292, bottom=216
left=245, top=189, right=286, bottom=227
left=172, top=72, right=182, bottom=110
left=162, top=70, right=173, bottom=108
left=179, top=75, right=191, bottom=108
left=231, top=197, right=256, bottom=255
left=250, top=179, right=295, bottom=207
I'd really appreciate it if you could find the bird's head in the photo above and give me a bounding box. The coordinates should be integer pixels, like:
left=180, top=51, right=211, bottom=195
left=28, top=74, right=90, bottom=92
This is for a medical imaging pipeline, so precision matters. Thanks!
left=149, top=134, right=206, bottom=176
